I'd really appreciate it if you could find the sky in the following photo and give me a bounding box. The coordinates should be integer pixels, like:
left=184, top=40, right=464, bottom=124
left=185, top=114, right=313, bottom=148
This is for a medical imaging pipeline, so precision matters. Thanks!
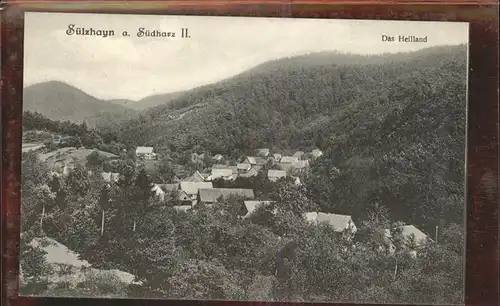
left=24, top=12, right=469, bottom=100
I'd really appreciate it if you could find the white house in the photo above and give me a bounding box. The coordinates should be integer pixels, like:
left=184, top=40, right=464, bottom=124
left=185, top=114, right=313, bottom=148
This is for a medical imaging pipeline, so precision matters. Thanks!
left=135, top=147, right=156, bottom=160
left=245, top=156, right=267, bottom=166
left=280, top=156, right=299, bottom=164
left=273, top=153, right=282, bottom=162
left=180, top=181, right=214, bottom=206
left=268, top=169, right=287, bottom=182
left=237, top=163, right=252, bottom=173
left=257, top=148, right=270, bottom=157
left=210, top=168, right=234, bottom=181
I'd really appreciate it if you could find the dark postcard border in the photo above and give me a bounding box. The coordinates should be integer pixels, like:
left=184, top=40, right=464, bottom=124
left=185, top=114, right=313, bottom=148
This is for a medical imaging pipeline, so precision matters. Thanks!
left=2, top=2, right=498, bottom=306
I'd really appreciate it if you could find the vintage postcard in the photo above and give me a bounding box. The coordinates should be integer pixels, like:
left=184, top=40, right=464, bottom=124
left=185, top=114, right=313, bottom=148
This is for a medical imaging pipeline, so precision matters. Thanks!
left=20, top=12, right=469, bottom=304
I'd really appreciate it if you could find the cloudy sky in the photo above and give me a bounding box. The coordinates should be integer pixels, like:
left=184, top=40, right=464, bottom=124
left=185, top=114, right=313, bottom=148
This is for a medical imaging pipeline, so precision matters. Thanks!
left=24, top=12, right=469, bottom=100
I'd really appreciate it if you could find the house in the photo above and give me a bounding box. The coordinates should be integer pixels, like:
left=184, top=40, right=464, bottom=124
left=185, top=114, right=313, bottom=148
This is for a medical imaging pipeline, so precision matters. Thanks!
left=231, top=166, right=238, bottom=175
left=198, top=188, right=255, bottom=205
left=212, top=154, right=224, bottom=162
left=268, top=169, right=287, bottom=182
left=294, top=160, right=309, bottom=170
left=304, top=212, right=357, bottom=235
left=257, top=148, right=270, bottom=157
left=244, top=156, right=267, bottom=166
left=280, top=159, right=309, bottom=173
left=183, top=171, right=206, bottom=182
left=191, top=152, right=205, bottom=164
left=151, top=184, right=166, bottom=201
left=243, top=200, right=275, bottom=218
left=292, top=151, right=305, bottom=159
left=101, top=172, right=120, bottom=183
left=383, top=225, right=430, bottom=257
left=237, top=163, right=252, bottom=173
left=310, top=149, right=323, bottom=159
left=212, top=164, right=229, bottom=169
left=180, top=181, right=214, bottom=205
left=135, top=147, right=156, bottom=160
left=239, top=167, right=259, bottom=178
left=280, top=156, right=299, bottom=164
left=151, top=183, right=179, bottom=202
left=210, top=168, right=234, bottom=180
left=273, top=153, right=282, bottom=162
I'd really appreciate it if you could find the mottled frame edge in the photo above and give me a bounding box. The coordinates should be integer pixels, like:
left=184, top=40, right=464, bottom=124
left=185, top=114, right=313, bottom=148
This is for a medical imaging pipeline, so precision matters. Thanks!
left=1, top=2, right=498, bottom=306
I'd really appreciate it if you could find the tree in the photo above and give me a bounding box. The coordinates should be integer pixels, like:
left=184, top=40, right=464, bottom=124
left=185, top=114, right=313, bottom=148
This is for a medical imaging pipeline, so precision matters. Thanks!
left=270, top=179, right=316, bottom=216
left=86, top=150, right=104, bottom=170
left=19, top=235, right=53, bottom=295
left=167, top=259, right=245, bottom=300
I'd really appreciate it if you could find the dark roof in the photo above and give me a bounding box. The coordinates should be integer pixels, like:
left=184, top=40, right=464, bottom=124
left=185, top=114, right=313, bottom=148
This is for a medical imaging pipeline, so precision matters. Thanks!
left=199, top=188, right=255, bottom=203
left=159, top=183, right=179, bottom=192
left=183, top=171, right=206, bottom=182
left=246, top=156, right=267, bottom=165
left=180, top=181, right=214, bottom=195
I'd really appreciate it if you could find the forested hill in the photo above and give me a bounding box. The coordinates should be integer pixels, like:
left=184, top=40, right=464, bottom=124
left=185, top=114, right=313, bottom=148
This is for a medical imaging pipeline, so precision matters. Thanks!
left=111, top=45, right=467, bottom=156
left=106, top=45, right=467, bottom=234
left=23, top=81, right=138, bottom=127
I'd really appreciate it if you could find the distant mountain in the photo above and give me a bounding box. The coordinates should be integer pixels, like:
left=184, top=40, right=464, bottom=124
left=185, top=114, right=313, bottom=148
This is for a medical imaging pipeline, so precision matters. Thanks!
left=23, top=81, right=138, bottom=127
left=106, top=92, right=185, bottom=111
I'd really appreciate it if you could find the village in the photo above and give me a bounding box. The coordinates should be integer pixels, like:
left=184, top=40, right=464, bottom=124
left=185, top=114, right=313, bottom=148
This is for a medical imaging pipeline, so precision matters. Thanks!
left=22, top=132, right=432, bottom=261
left=100, top=145, right=431, bottom=256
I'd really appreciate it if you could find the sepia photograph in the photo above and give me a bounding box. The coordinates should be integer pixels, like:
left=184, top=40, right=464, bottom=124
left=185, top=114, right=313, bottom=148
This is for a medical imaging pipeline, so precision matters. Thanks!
left=20, top=12, right=469, bottom=304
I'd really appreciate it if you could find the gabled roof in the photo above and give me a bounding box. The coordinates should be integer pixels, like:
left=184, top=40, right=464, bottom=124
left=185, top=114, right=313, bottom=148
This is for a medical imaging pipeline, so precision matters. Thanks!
left=211, top=168, right=233, bottom=178
left=385, top=225, right=429, bottom=244
left=199, top=188, right=255, bottom=203
left=401, top=225, right=428, bottom=244
left=239, top=167, right=259, bottom=178
left=246, top=156, right=267, bottom=165
left=257, top=148, right=270, bottom=156
left=294, top=160, right=310, bottom=169
left=135, top=146, right=154, bottom=154
left=292, top=151, right=305, bottom=158
left=243, top=200, right=274, bottom=218
left=268, top=169, right=287, bottom=179
left=237, top=163, right=252, bottom=171
left=158, top=183, right=179, bottom=192
left=212, top=164, right=229, bottom=169
left=184, top=171, right=206, bottom=182
left=180, top=181, right=213, bottom=195
left=213, top=154, right=224, bottom=159
left=305, top=212, right=356, bottom=233
left=280, top=156, right=299, bottom=164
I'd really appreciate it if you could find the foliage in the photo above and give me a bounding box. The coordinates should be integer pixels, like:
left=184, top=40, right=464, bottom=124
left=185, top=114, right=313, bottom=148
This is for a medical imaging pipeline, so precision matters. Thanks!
left=19, top=46, right=466, bottom=303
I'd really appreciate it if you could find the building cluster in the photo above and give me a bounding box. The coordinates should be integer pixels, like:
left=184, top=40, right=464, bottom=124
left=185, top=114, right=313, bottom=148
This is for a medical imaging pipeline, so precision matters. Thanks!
left=131, top=146, right=429, bottom=255
left=204, top=147, right=324, bottom=183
